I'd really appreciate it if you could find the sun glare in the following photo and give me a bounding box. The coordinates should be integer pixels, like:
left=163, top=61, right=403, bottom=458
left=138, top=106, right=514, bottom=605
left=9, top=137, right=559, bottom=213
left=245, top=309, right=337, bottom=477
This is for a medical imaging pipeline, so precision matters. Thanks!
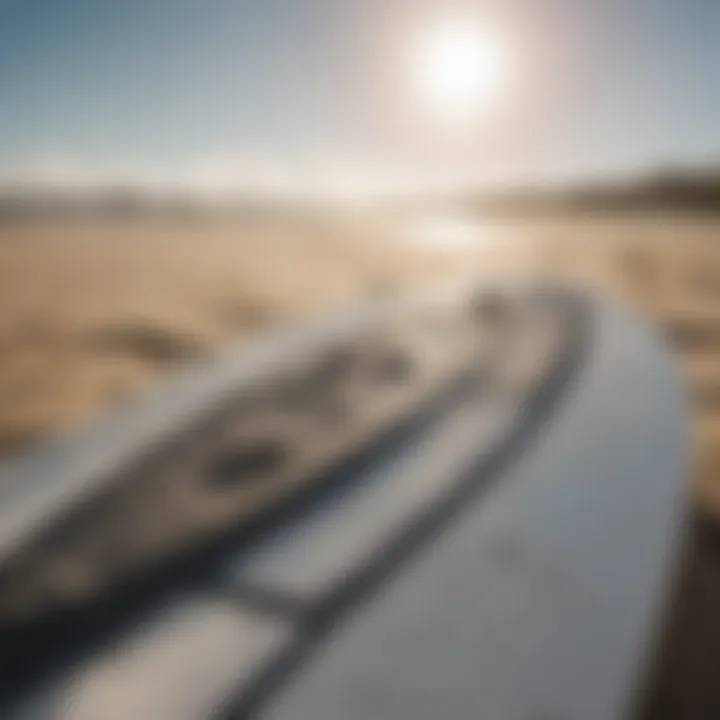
left=414, top=18, right=510, bottom=124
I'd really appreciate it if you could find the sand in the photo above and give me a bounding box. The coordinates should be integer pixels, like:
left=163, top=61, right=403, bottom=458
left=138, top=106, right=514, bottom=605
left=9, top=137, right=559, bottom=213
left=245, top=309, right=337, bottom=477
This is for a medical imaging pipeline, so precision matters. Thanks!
left=0, top=210, right=719, bottom=516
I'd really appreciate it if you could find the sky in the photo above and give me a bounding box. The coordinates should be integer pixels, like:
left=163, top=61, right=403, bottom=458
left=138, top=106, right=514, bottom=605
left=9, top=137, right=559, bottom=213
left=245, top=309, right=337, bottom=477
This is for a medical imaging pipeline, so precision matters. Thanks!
left=0, top=0, right=718, bottom=194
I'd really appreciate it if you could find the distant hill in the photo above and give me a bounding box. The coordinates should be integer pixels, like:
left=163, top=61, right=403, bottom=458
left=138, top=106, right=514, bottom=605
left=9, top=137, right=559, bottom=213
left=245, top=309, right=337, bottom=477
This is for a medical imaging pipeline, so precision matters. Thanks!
left=454, top=168, right=720, bottom=216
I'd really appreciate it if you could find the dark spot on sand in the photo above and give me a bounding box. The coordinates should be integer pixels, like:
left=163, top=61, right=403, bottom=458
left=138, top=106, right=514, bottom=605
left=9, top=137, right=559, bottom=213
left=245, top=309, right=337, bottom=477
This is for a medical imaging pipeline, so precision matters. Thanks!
left=84, top=322, right=209, bottom=366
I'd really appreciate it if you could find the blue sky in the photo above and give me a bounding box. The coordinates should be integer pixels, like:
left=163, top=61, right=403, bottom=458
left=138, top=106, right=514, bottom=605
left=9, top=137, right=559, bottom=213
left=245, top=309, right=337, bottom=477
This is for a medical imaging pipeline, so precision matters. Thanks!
left=0, top=0, right=718, bottom=191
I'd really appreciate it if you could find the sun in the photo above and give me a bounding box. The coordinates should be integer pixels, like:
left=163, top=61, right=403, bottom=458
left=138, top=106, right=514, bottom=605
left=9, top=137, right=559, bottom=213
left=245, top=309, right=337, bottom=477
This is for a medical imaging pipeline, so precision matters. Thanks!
left=413, top=18, right=510, bottom=124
